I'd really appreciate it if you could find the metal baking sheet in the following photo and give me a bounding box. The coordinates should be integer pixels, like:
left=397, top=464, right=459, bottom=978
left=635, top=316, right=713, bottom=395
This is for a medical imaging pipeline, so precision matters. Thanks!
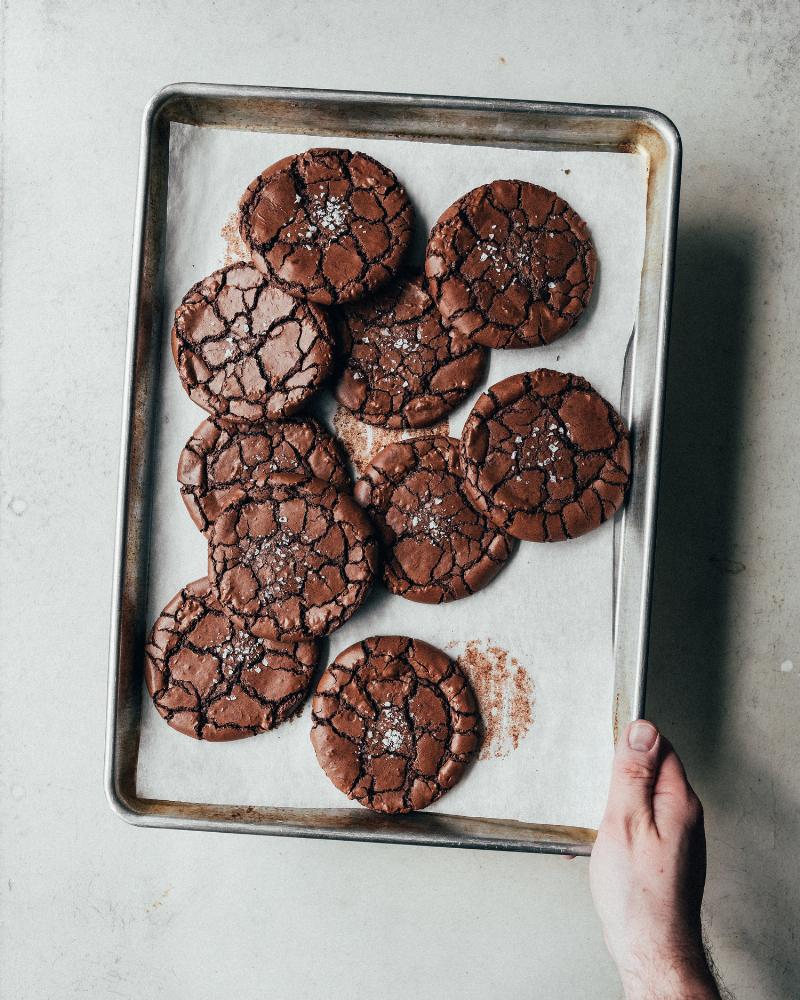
left=105, top=84, right=680, bottom=854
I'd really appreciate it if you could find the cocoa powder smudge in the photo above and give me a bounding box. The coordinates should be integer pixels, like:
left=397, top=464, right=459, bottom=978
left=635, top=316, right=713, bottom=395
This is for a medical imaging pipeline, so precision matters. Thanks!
left=220, top=211, right=251, bottom=266
left=333, top=406, right=450, bottom=476
left=508, top=664, right=534, bottom=753
left=450, top=639, right=535, bottom=760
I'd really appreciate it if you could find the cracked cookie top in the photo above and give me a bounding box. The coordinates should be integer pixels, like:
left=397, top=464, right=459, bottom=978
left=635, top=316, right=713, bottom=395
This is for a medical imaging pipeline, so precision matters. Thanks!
left=459, top=369, right=631, bottom=542
left=208, top=473, right=379, bottom=641
left=310, top=635, right=481, bottom=813
left=425, top=180, right=596, bottom=349
left=354, top=435, right=515, bottom=603
left=238, top=148, right=413, bottom=306
left=171, top=262, right=334, bottom=422
left=144, top=578, right=319, bottom=740
left=333, top=270, right=486, bottom=428
left=178, top=414, right=351, bottom=536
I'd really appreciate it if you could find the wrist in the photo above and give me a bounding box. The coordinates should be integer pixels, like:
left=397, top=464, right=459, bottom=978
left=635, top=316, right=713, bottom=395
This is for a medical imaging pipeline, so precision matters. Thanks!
left=619, top=944, right=719, bottom=1000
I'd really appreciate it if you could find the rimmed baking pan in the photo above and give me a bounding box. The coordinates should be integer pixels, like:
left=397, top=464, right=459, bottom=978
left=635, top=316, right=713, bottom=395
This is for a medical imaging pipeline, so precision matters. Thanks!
left=105, top=84, right=680, bottom=853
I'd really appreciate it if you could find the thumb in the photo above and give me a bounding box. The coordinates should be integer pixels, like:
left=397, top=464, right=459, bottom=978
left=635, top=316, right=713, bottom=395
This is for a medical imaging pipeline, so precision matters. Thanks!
left=604, top=719, right=661, bottom=827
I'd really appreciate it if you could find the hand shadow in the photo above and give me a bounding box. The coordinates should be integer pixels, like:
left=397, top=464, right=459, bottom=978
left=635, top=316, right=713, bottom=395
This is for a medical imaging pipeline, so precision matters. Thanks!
left=646, top=222, right=799, bottom=998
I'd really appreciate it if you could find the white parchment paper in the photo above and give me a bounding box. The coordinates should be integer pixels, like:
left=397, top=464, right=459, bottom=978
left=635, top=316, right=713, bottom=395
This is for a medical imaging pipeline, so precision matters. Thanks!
left=136, top=124, right=648, bottom=830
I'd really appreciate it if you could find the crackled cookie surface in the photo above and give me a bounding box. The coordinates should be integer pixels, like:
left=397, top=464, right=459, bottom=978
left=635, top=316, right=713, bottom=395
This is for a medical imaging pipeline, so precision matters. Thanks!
left=144, top=578, right=319, bottom=740
left=208, top=473, right=379, bottom=641
left=354, top=435, right=514, bottom=603
left=460, top=369, right=631, bottom=542
left=171, top=262, right=334, bottom=421
left=425, top=180, right=596, bottom=349
left=239, top=148, right=413, bottom=305
left=333, top=270, right=486, bottom=428
left=178, top=415, right=350, bottom=536
left=311, top=636, right=481, bottom=813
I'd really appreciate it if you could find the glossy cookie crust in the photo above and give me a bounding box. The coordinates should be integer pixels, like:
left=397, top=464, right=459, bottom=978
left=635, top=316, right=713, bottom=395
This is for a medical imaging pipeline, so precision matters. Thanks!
left=425, top=180, right=595, bottom=349
left=178, top=414, right=350, bottom=536
left=239, top=148, right=413, bottom=306
left=311, top=636, right=481, bottom=813
left=459, top=369, right=631, bottom=542
left=171, top=263, right=335, bottom=422
left=355, top=435, right=514, bottom=603
left=334, top=271, right=485, bottom=428
left=144, top=578, right=319, bottom=740
left=208, top=473, right=379, bottom=641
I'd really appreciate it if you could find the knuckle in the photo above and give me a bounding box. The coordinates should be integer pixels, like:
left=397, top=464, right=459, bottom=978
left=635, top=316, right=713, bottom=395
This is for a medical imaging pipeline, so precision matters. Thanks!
left=618, top=757, right=655, bottom=784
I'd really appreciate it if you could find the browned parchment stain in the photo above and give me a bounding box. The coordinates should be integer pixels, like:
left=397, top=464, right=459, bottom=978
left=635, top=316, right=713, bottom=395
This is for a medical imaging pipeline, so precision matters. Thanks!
left=332, top=406, right=450, bottom=476
left=220, top=211, right=250, bottom=266
left=449, top=639, right=535, bottom=760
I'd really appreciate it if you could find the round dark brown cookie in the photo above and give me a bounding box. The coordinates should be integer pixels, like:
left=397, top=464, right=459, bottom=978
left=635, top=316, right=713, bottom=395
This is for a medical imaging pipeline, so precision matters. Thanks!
left=171, top=262, right=334, bottom=422
left=144, top=578, right=319, bottom=740
left=238, top=148, right=413, bottom=306
left=310, top=636, right=481, bottom=813
left=208, top=473, right=379, bottom=641
left=425, top=180, right=596, bottom=349
left=354, top=435, right=515, bottom=603
left=459, top=369, right=631, bottom=542
left=178, top=414, right=351, bottom=536
left=333, top=270, right=486, bottom=428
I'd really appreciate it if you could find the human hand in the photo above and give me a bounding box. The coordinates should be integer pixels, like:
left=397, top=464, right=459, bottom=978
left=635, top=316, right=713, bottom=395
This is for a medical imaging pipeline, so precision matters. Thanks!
left=590, top=720, right=721, bottom=999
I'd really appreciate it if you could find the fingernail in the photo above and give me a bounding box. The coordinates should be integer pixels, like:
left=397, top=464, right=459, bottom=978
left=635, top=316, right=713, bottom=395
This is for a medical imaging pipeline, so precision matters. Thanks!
left=628, top=720, right=658, bottom=751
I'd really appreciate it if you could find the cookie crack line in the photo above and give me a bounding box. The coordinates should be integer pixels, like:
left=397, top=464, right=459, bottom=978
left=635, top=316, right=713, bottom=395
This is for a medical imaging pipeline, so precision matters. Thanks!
left=310, top=636, right=481, bottom=813
left=238, top=147, right=413, bottom=306
left=477, top=183, right=584, bottom=317
left=171, top=262, right=335, bottom=423
left=424, top=179, right=596, bottom=349
left=207, top=474, right=379, bottom=641
left=178, top=415, right=352, bottom=534
left=354, top=435, right=516, bottom=604
left=272, top=153, right=373, bottom=301
left=144, top=578, right=319, bottom=741
left=333, top=269, right=486, bottom=430
left=459, top=369, right=631, bottom=542
left=449, top=200, right=581, bottom=323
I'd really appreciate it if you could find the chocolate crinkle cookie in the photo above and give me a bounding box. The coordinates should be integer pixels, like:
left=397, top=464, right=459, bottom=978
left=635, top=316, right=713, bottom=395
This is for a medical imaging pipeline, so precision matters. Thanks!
left=178, top=414, right=351, bottom=536
left=208, top=473, right=379, bottom=642
left=144, top=578, right=319, bottom=740
left=171, top=262, right=335, bottom=422
left=333, top=270, right=486, bottom=428
left=238, top=148, right=413, bottom=306
left=310, top=636, right=481, bottom=813
left=425, top=180, right=596, bottom=349
left=459, top=369, right=631, bottom=542
left=354, top=435, right=515, bottom=603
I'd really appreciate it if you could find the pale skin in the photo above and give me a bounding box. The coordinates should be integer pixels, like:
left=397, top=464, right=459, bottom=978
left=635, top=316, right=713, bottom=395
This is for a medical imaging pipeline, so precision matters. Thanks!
left=590, top=720, right=723, bottom=999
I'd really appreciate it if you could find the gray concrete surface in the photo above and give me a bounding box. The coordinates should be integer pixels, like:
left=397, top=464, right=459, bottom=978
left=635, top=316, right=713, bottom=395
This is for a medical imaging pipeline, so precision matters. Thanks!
left=1, top=2, right=798, bottom=997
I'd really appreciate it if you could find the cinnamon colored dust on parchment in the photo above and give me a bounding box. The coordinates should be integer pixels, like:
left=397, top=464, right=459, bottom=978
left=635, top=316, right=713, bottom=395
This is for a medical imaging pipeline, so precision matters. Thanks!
left=450, top=639, right=535, bottom=760
left=333, top=406, right=450, bottom=476
left=220, top=211, right=251, bottom=266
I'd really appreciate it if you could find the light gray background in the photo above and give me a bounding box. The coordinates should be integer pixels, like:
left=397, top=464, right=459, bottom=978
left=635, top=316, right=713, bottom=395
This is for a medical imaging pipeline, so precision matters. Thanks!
left=1, top=2, right=797, bottom=998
